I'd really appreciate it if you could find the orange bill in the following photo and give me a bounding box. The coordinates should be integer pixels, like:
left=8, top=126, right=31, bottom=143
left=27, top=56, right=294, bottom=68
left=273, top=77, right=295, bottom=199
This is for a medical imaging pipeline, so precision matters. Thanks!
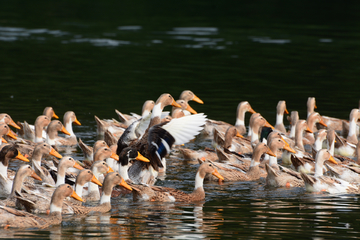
left=110, top=152, right=119, bottom=161
left=6, top=130, right=17, bottom=140
left=91, top=175, right=102, bottom=186
left=327, top=155, right=338, bottom=165
left=192, top=94, right=204, bottom=104
left=171, top=99, right=182, bottom=108
left=314, top=104, right=317, bottom=109
left=264, top=121, right=274, bottom=129
left=61, top=126, right=71, bottom=136
left=136, top=152, right=150, bottom=162
left=185, top=104, right=197, bottom=114
left=305, top=126, right=313, bottom=133
left=212, top=168, right=224, bottom=181
left=284, top=108, right=289, bottom=114
left=318, top=119, right=327, bottom=127
left=1, top=137, right=7, bottom=143
left=119, top=178, right=132, bottom=191
left=73, top=162, right=84, bottom=170
left=30, top=171, right=42, bottom=181
left=15, top=152, right=30, bottom=162
left=74, top=118, right=81, bottom=126
left=50, top=147, right=62, bottom=159
left=199, top=157, right=206, bottom=163
left=266, top=148, right=277, bottom=157
left=236, top=132, right=244, bottom=138
left=248, top=107, right=256, bottom=114
left=70, top=190, right=84, bottom=202
left=280, top=136, right=290, bottom=148
left=9, top=119, right=21, bottom=130
left=107, top=166, right=114, bottom=173
left=283, top=144, right=296, bottom=154
left=53, top=112, right=59, bottom=119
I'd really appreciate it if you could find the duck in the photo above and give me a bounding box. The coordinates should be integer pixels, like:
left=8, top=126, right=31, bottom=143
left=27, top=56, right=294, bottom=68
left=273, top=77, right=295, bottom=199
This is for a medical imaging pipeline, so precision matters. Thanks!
left=0, top=164, right=42, bottom=208
left=43, top=107, right=59, bottom=120
left=118, top=147, right=150, bottom=183
left=60, top=111, right=81, bottom=146
left=132, top=160, right=223, bottom=202
left=78, top=139, right=108, bottom=161
left=127, top=112, right=207, bottom=185
left=287, top=111, right=299, bottom=138
left=301, top=149, right=359, bottom=194
left=203, top=142, right=276, bottom=182
left=29, top=142, right=62, bottom=185
left=172, top=99, right=197, bottom=117
left=53, top=157, right=84, bottom=187
left=45, top=120, right=71, bottom=146
left=274, top=100, right=289, bottom=134
left=307, top=97, right=317, bottom=118
left=115, top=100, right=155, bottom=127
left=85, top=161, right=114, bottom=202
left=0, top=145, right=30, bottom=197
left=94, top=115, right=126, bottom=138
left=234, top=101, right=256, bottom=135
left=303, top=112, right=328, bottom=145
left=282, top=120, right=313, bottom=166
left=0, top=113, right=21, bottom=130
left=179, top=90, right=204, bottom=105
left=334, top=109, right=360, bottom=157
left=249, top=114, right=274, bottom=146
left=313, top=129, right=328, bottom=152
left=264, top=138, right=304, bottom=188
left=84, top=146, right=119, bottom=168
left=22, top=115, right=51, bottom=143
left=0, top=123, right=18, bottom=144
left=0, top=184, right=83, bottom=229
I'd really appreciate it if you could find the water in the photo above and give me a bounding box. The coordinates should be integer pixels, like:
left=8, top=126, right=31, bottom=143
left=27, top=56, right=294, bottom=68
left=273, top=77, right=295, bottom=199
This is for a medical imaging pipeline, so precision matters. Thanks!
left=1, top=0, right=360, bottom=239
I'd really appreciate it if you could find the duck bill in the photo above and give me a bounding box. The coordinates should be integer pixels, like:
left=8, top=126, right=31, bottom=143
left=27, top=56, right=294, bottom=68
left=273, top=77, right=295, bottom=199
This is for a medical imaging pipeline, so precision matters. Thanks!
left=52, top=112, right=59, bottom=119
left=305, top=126, right=313, bottom=133
left=136, top=152, right=150, bottom=162
left=110, top=152, right=119, bottom=161
left=328, top=155, right=338, bottom=165
left=199, top=157, right=206, bottom=163
left=314, top=104, right=317, bottom=109
left=280, top=137, right=290, bottom=148
left=1, top=137, right=7, bottom=143
left=119, top=178, right=132, bottom=191
left=107, top=166, right=114, bottom=173
left=71, top=190, right=84, bottom=202
left=9, top=120, right=21, bottom=130
left=185, top=104, right=197, bottom=114
left=74, top=118, right=81, bottom=126
left=73, top=162, right=84, bottom=170
left=318, top=119, right=327, bottom=127
left=61, top=126, right=71, bottom=136
left=248, top=107, right=256, bottom=114
left=91, top=175, right=102, bottom=186
left=283, top=144, right=296, bottom=154
left=171, top=99, right=182, bottom=108
left=264, top=121, right=274, bottom=129
left=236, top=132, right=244, bottom=138
left=192, top=94, right=204, bottom=104
left=6, top=130, right=17, bottom=140
left=266, top=148, right=277, bottom=157
left=284, top=108, right=289, bottom=114
left=15, top=152, right=30, bottom=162
left=50, top=148, right=62, bottom=158
left=212, top=168, right=224, bottom=181
left=30, top=171, right=42, bottom=181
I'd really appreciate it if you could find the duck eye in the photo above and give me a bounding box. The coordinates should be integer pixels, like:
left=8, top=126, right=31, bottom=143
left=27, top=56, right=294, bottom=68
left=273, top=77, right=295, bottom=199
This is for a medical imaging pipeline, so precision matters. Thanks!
left=68, top=157, right=71, bottom=160
left=208, top=164, right=211, bottom=166
left=88, top=170, right=91, bottom=173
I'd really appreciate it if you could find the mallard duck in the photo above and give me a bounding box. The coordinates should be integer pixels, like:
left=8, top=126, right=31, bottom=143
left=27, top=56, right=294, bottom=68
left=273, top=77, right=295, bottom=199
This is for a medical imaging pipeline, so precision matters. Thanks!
left=127, top=113, right=207, bottom=185
left=132, top=160, right=222, bottom=202
left=301, top=149, right=359, bottom=193
left=274, top=100, right=289, bottom=133
left=0, top=145, right=30, bottom=197
left=0, top=184, right=83, bottom=229
left=118, top=147, right=150, bottom=183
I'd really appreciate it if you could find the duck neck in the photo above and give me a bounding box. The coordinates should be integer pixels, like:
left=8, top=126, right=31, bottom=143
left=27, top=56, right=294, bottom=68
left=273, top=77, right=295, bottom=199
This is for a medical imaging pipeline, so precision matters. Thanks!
left=0, top=161, right=8, bottom=177
left=289, top=125, right=296, bottom=138
left=347, top=118, right=358, bottom=143
left=65, top=121, right=75, bottom=137
left=314, top=138, right=324, bottom=151
left=314, top=160, right=324, bottom=178
left=194, top=171, right=204, bottom=190
left=31, top=150, right=43, bottom=167
left=10, top=171, right=25, bottom=196
left=100, top=180, right=114, bottom=205
left=295, top=129, right=305, bottom=151
left=56, top=166, right=66, bottom=187
left=75, top=183, right=84, bottom=198
left=250, top=149, right=263, bottom=169
left=251, top=127, right=260, bottom=144
left=88, top=168, right=101, bottom=193
left=276, top=113, right=283, bottom=126
left=235, top=107, right=246, bottom=127
left=119, top=164, right=130, bottom=181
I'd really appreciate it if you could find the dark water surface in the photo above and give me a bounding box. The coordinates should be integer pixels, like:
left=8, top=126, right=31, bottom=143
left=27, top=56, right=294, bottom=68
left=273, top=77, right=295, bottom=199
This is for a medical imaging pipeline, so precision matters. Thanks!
left=1, top=1, right=360, bottom=239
